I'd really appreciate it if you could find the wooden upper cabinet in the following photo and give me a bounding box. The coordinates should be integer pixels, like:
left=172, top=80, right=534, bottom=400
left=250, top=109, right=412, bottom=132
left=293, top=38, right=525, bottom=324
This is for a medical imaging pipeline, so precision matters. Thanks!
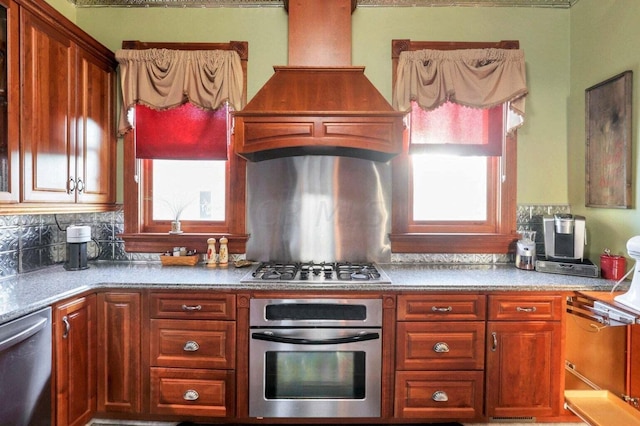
left=17, top=1, right=116, bottom=207
left=20, top=8, right=75, bottom=203
left=0, top=0, right=19, bottom=203
left=75, top=47, right=116, bottom=204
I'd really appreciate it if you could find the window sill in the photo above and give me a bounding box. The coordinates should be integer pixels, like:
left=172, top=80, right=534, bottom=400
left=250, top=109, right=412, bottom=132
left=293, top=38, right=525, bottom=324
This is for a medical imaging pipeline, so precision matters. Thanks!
left=389, top=233, right=519, bottom=254
left=120, top=233, right=249, bottom=254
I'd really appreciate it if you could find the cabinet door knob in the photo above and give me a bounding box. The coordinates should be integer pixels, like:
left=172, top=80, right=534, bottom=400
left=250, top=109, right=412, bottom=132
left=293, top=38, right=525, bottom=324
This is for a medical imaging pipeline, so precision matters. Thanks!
left=516, top=306, right=537, bottom=313
left=491, top=331, right=498, bottom=351
left=431, top=306, right=452, bottom=312
left=432, top=391, right=449, bottom=402
left=183, top=389, right=199, bottom=401
left=76, top=178, right=85, bottom=193
left=433, top=342, right=450, bottom=353
left=68, top=178, right=76, bottom=193
left=183, top=340, right=200, bottom=352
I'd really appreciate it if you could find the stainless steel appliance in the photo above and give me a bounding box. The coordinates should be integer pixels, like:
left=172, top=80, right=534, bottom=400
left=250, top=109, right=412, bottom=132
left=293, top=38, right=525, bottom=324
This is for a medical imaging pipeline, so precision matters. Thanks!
left=542, top=213, right=586, bottom=261
left=537, top=214, right=598, bottom=277
left=241, top=261, right=392, bottom=284
left=249, top=298, right=382, bottom=418
left=0, top=307, right=52, bottom=426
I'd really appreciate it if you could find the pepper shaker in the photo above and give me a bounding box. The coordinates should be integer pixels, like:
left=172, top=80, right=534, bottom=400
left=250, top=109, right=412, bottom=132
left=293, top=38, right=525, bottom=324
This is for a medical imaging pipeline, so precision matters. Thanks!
left=206, top=238, right=217, bottom=267
left=219, top=236, right=228, bottom=266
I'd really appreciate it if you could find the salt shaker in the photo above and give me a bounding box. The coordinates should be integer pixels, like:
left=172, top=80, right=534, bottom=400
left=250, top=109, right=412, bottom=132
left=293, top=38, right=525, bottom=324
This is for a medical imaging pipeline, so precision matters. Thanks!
left=219, top=236, right=229, bottom=266
left=206, top=238, right=217, bottom=267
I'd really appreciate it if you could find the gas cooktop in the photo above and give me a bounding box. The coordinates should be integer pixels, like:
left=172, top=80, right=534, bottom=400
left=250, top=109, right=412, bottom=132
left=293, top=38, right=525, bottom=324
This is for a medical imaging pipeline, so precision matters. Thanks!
left=240, top=261, right=392, bottom=284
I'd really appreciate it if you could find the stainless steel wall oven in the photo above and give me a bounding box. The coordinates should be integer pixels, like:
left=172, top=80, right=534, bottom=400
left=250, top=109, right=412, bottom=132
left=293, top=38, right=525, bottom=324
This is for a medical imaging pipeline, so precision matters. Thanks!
left=249, top=298, right=382, bottom=418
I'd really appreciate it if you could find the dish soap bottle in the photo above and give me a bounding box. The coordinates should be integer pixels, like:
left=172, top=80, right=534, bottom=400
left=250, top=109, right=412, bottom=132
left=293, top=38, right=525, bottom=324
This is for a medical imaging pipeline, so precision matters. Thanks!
left=219, top=236, right=228, bottom=266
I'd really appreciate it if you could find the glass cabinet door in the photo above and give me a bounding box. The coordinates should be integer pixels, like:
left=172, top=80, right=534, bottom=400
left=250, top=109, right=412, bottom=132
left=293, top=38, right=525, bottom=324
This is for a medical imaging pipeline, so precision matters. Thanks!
left=0, top=0, right=18, bottom=203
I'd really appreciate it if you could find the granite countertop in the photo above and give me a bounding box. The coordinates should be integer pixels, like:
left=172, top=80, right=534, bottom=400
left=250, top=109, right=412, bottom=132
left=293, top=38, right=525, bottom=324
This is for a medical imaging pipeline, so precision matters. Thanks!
left=0, top=261, right=622, bottom=324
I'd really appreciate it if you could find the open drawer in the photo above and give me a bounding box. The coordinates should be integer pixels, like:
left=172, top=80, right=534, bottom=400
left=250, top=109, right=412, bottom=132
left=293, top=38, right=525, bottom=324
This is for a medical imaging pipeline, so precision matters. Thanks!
left=565, top=390, right=640, bottom=426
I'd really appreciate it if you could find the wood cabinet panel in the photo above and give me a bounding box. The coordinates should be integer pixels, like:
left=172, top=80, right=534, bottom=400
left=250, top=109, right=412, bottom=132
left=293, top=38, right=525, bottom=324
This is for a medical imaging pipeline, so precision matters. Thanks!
left=150, top=367, right=235, bottom=418
left=629, top=323, right=640, bottom=410
left=488, top=294, right=563, bottom=321
left=150, top=319, right=236, bottom=369
left=54, top=294, right=96, bottom=426
left=150, top=292, right=236, bottom=320
left=396, top=321, right=485, bottom=371
left=97, top=291, right=142, bottom=414
left=20, top=7, right=75, bottom=203
left=0, top=0, right=20, bottom=203
left=395, top=370, right=483, bottom=419
left=486, top=320, right=562, bottom=418
left=75, top=47, right=115, bottom=204
left=397, top=294, right=485, bottom=321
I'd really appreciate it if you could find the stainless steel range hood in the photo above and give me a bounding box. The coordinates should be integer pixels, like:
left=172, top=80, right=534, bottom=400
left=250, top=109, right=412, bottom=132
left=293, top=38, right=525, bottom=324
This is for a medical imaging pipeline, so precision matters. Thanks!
left=233, top=0, right=405, bottom=162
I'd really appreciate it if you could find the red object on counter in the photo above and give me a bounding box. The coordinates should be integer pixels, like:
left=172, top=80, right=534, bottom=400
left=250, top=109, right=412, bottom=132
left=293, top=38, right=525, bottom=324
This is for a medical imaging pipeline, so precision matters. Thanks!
left=600, top=254, right=627, bottom=281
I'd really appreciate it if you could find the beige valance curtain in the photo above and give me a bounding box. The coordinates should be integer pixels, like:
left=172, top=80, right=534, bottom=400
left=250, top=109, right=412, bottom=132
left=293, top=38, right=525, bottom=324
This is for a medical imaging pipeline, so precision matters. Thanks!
left=394, top=48, right=528, bottom=134
left=116, top=48, right=244, bottom=136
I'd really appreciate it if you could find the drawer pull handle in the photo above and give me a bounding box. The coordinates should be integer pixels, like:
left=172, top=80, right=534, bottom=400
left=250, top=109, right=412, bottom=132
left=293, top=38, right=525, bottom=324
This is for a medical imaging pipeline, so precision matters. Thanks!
left=516, top=306, right=537, bottom=313
left=182, top=304, right=202, bottom=311
left=433, top=342, right=450, bottom=353
left=431, top=306, right=452, bottom=312
left=183, top=340, right=200, bottom=352
left=432, top=391, right=449, bottom=402
left=183, top=389, right=199, bottom=401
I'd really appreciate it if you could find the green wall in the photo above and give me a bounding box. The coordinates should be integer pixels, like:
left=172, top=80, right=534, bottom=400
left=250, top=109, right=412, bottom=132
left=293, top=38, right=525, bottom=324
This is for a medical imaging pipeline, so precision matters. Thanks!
left=72, top=4, right=571, bottom=207
left=569, top=0, right=640, bottom=261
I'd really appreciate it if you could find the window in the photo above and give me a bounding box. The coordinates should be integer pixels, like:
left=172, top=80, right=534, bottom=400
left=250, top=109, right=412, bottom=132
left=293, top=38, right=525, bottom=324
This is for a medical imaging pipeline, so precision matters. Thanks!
left=117, top=41, right=248, bottom=254
left=390, top=40, right=526, bottom=254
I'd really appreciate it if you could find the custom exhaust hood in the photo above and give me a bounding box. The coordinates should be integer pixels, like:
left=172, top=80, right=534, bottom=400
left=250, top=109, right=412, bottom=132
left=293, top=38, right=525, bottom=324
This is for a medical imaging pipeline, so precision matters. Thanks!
left=233, top=0, right=405, bottom=162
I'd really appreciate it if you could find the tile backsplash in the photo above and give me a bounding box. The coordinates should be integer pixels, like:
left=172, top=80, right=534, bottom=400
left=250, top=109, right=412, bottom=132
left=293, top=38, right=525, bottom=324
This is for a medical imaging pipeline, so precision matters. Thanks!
left=0, top=203, right=571, bottom=278
left=0, top=207, right=127, bottom=277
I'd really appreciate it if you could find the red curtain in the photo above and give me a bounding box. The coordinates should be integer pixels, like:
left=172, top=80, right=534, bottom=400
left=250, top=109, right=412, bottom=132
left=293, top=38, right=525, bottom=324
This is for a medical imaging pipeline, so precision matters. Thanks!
left=134, top=102, right=228, bottom=160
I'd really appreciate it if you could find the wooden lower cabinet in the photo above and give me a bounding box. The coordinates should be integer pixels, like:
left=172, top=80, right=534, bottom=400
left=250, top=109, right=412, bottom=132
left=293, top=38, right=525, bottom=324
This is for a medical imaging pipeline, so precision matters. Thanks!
left=51, top=289, right=570, bottom=424
left=395, top=370, right=484, bottom=419
left=394, top=294, right=486, bottom=421
left=150, top=367, right=235, bottom=417
left=96, top=291, right=142, bottom=414
left=54, top=294, right=96, bottom=426
left=148, top=291, right=237, bottom=420
left=485, top=294, right=564, bottom=419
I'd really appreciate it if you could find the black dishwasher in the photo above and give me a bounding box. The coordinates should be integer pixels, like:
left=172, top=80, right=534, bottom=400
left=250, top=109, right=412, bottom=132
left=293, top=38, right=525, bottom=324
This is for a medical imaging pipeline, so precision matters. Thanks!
left=0, top=307, right=52, bottom=426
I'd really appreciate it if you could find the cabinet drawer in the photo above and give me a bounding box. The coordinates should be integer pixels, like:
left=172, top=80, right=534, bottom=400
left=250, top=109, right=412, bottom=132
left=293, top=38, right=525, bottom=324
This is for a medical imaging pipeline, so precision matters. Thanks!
left=488, top=294, right=564, bottom=320
left=150, top=319, right=235, bottom=369
left=397, top=295, right=485, bottom=321
left=150, top=367, right=234, bottom=418
left=395, top=370, right=483, bottom=419
left=396, top=322, right=485, bottom=370
left=150, top=292, right=236, bottom=320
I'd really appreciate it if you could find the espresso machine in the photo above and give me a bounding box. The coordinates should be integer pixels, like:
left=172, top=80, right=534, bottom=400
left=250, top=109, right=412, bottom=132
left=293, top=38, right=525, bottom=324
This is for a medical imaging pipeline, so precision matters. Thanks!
left=536, top=214, right=598, bottom=277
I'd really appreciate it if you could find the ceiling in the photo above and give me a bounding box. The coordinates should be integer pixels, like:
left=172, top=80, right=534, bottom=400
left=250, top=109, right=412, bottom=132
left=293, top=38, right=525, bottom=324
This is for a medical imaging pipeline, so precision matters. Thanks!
left=71, top=0, right=580, bottom=8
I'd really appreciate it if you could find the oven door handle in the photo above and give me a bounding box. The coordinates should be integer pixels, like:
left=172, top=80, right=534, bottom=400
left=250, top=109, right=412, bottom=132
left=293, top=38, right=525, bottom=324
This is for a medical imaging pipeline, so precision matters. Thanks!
left=251, top=331, right=380, bottom=345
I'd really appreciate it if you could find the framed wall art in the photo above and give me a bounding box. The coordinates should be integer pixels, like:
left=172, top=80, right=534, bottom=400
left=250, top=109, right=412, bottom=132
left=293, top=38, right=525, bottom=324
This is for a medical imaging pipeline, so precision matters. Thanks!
left=585, top=70, right=633, bottom=208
